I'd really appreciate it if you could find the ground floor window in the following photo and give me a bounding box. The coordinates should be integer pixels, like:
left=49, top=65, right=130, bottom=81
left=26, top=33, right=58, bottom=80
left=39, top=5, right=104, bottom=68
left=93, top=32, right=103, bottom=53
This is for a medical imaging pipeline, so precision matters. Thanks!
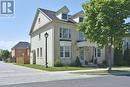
left=40, top=48, right=42, bottom=57
left=97, top=48, right=101, bottom=57
left=60, top=46, right=71, bottom=58
left=37, top=48, right=39, bottom=57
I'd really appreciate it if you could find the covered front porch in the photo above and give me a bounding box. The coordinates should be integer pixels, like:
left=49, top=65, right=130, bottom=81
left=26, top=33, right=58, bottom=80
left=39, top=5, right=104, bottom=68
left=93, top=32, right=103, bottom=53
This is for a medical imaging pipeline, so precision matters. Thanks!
left=77, top=41, right=103, bottom=66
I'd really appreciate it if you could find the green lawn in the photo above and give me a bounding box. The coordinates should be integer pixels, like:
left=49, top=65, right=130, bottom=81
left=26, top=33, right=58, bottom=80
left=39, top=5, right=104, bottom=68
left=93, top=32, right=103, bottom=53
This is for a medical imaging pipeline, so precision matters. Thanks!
left=18, top=64, right=94, bottom=71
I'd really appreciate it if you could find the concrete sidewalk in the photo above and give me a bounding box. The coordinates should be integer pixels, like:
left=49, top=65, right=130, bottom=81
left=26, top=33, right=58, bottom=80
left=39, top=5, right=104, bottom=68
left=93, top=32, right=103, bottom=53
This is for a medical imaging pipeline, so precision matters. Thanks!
left=55, top=67, right=130, bottom=73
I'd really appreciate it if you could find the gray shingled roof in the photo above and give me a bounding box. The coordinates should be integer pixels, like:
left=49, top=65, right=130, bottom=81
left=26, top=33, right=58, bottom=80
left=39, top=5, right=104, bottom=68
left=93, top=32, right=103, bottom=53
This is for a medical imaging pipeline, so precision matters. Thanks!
left=39, top=8, right=76, bottom=23
left=12, top=42, right=30, bottom=50
left=71, top=11, right=84, bottom=19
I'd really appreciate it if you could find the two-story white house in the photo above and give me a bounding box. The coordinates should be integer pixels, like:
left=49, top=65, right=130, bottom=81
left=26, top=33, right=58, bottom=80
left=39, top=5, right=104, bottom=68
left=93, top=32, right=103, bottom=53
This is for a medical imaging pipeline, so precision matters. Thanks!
left=29, top=6, right=106, bottom=66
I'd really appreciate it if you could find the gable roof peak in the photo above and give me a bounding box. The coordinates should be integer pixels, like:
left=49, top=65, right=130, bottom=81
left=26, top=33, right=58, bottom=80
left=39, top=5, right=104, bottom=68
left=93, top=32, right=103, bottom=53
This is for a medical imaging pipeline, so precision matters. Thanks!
left=71, top=10, right=84, bottom=19
left=56, top=6, right=70, bottom=15
left=12, top=41, right=30, bottom=50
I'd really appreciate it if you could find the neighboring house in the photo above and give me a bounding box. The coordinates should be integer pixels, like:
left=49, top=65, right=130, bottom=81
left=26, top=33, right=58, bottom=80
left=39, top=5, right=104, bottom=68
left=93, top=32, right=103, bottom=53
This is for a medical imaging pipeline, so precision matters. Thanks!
left=123, top=22, right=130, bottom=53
left=29, top=6, right=107, bottom=67
left=11, top=42, right=30, bottom=64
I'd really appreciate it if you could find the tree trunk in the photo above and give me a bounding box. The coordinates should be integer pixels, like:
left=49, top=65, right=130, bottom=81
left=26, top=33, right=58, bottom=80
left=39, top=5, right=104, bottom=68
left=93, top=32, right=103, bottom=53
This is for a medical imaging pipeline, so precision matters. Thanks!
left=108, top=45, right=112, bottom=72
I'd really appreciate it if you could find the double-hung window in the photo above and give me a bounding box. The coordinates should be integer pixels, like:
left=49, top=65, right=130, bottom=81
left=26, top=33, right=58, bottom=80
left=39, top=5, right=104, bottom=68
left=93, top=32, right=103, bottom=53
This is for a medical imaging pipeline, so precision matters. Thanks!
left=62, top=13, right=68, bottom=20
left=60, top=28, right=71, bottom=39
left=97, top=48, right=101, bottom=57
left=79, top=32, right=85, bottom=41
left=79, top=17, right=83, bottom=22
left=60, top=46, right=71, bottom=58
left=40, top=48, right=42, bottom=57
left=37, top=48, right=39, bottom=57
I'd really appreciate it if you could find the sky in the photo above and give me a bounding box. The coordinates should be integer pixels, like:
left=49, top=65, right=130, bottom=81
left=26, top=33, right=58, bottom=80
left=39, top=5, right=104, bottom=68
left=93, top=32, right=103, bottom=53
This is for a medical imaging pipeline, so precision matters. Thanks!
left=0, top=0, right=86, bottom=50
left=0, top=0, right=130, bottom=51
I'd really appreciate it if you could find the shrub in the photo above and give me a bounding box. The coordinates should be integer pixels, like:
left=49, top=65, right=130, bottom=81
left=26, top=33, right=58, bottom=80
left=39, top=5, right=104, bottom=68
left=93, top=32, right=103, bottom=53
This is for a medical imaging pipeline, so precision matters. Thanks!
left=54, top=59, right=63, bottom=67
left=75, top=56, right=81, bottom=67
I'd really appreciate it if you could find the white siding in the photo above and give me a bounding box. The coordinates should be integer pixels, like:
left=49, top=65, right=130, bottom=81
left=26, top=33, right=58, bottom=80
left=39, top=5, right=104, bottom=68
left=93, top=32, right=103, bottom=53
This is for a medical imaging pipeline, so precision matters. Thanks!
left=33, top=12, right=51, bottom=32
left=30, top=25, right=54, bottom=66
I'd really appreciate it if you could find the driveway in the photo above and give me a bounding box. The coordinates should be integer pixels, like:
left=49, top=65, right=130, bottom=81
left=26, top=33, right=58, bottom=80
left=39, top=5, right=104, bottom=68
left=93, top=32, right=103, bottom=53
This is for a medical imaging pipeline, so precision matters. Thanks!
left=0, top=62, right=101, bottom=86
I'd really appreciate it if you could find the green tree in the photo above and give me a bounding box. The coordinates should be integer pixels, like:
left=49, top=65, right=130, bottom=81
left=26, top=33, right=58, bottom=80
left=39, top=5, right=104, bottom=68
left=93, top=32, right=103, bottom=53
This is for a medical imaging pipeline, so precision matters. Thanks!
left=0, top=50, right=10, bottom=61
left=80, top=0, right=130, bottom=71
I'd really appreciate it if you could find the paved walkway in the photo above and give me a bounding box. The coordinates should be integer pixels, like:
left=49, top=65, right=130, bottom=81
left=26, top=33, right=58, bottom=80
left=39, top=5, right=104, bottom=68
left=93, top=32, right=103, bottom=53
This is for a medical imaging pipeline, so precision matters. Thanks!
left=0, top=62, right=101, bottom=86
left=59, top=67, right=130, bottom=73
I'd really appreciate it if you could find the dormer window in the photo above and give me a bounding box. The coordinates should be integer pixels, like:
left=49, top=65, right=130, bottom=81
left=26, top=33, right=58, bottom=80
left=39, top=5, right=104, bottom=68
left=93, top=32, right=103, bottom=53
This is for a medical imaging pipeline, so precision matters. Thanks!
left=62, top=13, right=68, bottom=20
left=79, top=17, right=83, bottom=22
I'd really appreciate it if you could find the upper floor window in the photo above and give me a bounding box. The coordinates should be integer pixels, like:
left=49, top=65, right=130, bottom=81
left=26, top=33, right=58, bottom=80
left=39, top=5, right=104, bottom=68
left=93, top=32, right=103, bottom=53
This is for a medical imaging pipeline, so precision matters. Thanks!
left=79, top=17, right=83, bottom=22
left=60, top=28, right=71, bottom=39
left=79, top=32, right=85, bottom=41
left=38, top=18, right=41, bottom=24
left=39, top=33, right=41, bottom=40
left=62, top=13, right=68, bottom=20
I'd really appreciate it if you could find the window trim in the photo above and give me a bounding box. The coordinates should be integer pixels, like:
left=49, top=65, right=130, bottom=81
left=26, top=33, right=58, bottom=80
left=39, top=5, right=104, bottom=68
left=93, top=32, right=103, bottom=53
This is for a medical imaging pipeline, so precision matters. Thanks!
left=79, top=32, right=85, bottom=41
left=62, top=13, right=68, bottom=20
left=40, top=48, right=42, bottom=57
left=60, top=28, right=71, bottom=39
left=39, top=33, right=41, bottom=40
left=79, top=17, right=83, bottom=22
left=38, top=18, right=41, bottom=24
left=97, top=48, right=101, bottom=57
left=37, top=48, right=39, bottom=57
left=60, top=46, right=71, bottom=58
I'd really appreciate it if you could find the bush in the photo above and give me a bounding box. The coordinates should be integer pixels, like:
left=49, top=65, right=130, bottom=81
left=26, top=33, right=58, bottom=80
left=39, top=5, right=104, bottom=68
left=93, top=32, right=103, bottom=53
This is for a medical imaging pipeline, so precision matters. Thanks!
left=75, top=56, right=81, bottom=67
left=54, top=59, right=63, bottom=67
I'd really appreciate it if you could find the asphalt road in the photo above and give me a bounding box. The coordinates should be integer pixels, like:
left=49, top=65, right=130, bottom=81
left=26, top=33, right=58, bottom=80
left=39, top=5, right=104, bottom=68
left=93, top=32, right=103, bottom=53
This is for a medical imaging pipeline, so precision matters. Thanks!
left=0, top=62, right=100, bottom=86
left=1, top=75, right=130, bottom=87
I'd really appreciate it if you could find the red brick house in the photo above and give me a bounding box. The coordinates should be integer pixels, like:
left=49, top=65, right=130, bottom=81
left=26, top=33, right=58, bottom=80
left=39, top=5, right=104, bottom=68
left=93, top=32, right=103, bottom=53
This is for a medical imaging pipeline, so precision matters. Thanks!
left=11, top=42, right=30, bottom=64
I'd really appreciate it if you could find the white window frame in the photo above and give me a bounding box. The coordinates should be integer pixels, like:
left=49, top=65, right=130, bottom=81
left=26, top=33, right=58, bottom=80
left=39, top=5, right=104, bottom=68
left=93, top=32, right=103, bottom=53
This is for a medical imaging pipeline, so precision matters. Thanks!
left=60, top=46, right=71, bottom=58
left=37, top=48, right=39, bottom=57
left=39, top=33, right=41, bottom=40
left=40, top=48, right=42, bottom=57
left=60, top=28, right=71, bottom=39
left=79, top=32, right=85, bottom=41
left=97, top=48, right=102, bottom=57
left=62, top=13, right=68, bottom=21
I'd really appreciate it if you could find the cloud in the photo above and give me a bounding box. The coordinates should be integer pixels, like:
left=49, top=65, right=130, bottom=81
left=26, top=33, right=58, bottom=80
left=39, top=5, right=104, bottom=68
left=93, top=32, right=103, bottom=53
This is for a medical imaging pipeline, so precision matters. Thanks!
left=0, top=40, right=29, bottom=51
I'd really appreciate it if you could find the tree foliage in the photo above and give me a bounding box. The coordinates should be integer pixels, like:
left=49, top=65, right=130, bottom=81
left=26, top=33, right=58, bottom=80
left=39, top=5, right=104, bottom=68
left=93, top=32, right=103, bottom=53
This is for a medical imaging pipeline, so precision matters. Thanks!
left=0, top=50, right=10, bottom=60
left=80, top=0, right=130, bottom=48
left=80, top=0, right=130, bottom=71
